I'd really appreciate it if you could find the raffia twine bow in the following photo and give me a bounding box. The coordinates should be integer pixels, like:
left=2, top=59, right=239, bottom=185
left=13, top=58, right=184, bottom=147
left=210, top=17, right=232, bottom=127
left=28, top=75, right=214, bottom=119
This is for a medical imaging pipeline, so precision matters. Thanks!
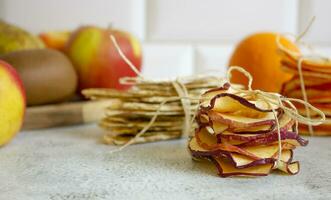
left=227, top=66, right=325, bottom=167
left=108, top=35, right=325, bottom=168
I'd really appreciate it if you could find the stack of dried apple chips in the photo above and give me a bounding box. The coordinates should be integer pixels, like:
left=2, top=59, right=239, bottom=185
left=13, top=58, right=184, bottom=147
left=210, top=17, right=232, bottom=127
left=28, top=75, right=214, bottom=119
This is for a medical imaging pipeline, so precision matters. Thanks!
left=189, top=82, right=308, bottom=177
left=83, top=76, right=224, bottom=145
left=280, top=47, right=331, bottom=135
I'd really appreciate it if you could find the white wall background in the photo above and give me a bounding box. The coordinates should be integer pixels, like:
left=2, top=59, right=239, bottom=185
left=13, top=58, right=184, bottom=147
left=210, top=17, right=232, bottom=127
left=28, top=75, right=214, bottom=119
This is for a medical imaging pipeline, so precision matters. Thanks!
left=0, top=0, right=330, bottom=79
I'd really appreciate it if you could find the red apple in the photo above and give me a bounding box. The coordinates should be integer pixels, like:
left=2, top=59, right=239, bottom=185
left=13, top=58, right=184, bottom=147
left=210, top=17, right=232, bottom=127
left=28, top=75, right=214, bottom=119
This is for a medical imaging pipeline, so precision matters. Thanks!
left=66, top=26, right=142, bottom=90
left=0, top=60, right=26, bottom=147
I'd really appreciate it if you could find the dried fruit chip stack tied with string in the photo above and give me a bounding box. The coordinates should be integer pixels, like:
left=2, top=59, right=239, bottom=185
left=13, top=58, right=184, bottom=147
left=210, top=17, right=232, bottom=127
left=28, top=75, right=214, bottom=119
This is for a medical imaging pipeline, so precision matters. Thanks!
left=189, top=82, right=309, bottom=177
left=280, top=45, right=331, bottom=135
left=83, top=76, right=227, bottom=145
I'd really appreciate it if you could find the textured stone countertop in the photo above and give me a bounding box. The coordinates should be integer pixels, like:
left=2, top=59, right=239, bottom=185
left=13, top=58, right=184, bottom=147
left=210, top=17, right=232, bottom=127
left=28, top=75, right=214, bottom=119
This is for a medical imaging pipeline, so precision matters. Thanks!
left=1, top=124, right=331, bottom=200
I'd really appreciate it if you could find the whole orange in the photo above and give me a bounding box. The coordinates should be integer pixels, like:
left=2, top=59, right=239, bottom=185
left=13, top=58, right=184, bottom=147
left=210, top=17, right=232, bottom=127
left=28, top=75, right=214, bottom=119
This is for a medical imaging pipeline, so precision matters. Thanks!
left=228, top=32, right=299, bottom=92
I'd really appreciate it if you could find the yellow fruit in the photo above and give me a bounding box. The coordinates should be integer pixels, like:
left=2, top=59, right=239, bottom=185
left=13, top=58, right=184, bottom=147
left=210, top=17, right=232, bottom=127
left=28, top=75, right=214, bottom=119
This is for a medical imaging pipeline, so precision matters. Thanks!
left=0, top=60, right=25, bottom=146
left=0, top=20, right=44, bottom=55
left=228, top=32, right=299, bottom=92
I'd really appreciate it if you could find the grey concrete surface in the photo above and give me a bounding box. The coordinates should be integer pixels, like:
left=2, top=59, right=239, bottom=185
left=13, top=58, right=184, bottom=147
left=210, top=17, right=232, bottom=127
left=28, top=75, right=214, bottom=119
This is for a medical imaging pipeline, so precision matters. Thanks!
left=0, top=124, right=330, bottom=200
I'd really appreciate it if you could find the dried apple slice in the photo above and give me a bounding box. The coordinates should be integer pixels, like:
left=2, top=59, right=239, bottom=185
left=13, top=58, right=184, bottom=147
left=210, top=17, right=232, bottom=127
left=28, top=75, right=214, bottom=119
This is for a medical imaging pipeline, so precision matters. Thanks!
left=280, top=50, right=331, bottom=71
left=282, top=62, right=331, bottom=80
left=201, top=83, right=230, bottom=97
left=239, top=144, right=291, bottom=159
left=276, top=161, right=300, bottom=175
left=217, top=115, right=305, bottom=147
left=238, top=132, right=308, bottom=147
left=283, top=88, right=331, bottom=103
left=293, top=103, right=331, bottom=117
left=224, top=110, right=288, bottom=135
left=210, top=110, right=276, bottom=125
left=210, top=122, right=228, bottom=134
left=226, top=153, right=275, bottom=169
left=200, top=84, right=231, bottom=107
left=209, top=94, right=272, bottom=116
left=230, top=123, right=276, bottom=134
left=198, top=86, right=285, bottom=134
left=226, top=149, right=293, bottom=169
left=276, top=149, right=293, bottom=162
left=203, top=92, right=278, bottom=115
left=217, top=129, right=302, bottom=146
left=189, top=136, right=293, bottom=169
left=282, top=59, right=331, bottom=74
left=201, top=83, right=279, bottom=114
left=209, top=148, right=296, bottom=177
left=189, top=136, right=219, bottom=157
left=299, top=119, right=331, bottom=136
left=210, top=156, right=273, bottom=177
left=194, top=128, right=260, bottom=159
left=193, top=128, right=298, bottom=158
left=200, top=117, right=273, bottom=135
left=219, top=113, right=293, bottom=140
left=196, top=110, right=218, bottom=131
left=282, top=76, right=331, bottom=94
left=207, top=110, right=277, bottom=133
left=229, top=145, right=292, bottom=168
left=196, top=111, right=234, bottom=134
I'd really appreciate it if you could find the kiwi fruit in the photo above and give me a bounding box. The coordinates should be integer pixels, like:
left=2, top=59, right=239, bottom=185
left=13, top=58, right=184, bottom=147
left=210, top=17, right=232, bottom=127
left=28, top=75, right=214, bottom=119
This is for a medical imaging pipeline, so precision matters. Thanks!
left=1, top=49, right=78, bottom=106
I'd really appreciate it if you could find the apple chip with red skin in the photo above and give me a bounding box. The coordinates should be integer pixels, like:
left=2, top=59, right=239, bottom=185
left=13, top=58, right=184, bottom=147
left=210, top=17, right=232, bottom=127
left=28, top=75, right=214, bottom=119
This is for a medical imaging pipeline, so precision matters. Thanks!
left=198, top=86, right=281, bottom=135
left=189, top=131, right=295, bottom=169
left=189, top=82, right=307, bottom=177
left=280, top=49, right=331, bottom=74
left=279, top=44, right=330, bottom=136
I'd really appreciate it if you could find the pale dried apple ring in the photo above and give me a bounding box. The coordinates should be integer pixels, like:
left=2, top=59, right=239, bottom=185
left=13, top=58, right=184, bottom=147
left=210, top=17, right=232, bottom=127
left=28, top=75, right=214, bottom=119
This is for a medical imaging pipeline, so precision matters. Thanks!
left=276, top=161, right=300, bottom=175
left=210, top=156, right=273, bottom=177
left=227, top=149, right=293, bottom=169
left=281, top=75, right=331, bottom=94
left=208, top=148, right=296, bottom=177
left=206, top=110, right=277, bottom=133
left=218, top=114, right=293, bottom=139
left=197, top=108, right=287, bottom=135
left=189, top=136, right=276, bottom=169
left=203, top=92, right=278, bottom=115
left=281, top=51, right=331, bottom=72
left=235, top=124, right=308, bottom=147
left=194, top=128, right=260, bottom=160
left=219, top=130, right=307, bottom=147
